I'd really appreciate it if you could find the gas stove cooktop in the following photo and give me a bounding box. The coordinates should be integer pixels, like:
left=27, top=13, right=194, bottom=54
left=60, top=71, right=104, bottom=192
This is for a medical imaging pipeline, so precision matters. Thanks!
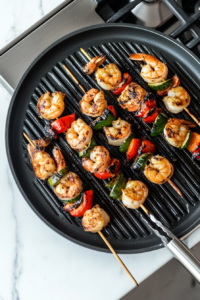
left=0, top=0, right=200, bottom=94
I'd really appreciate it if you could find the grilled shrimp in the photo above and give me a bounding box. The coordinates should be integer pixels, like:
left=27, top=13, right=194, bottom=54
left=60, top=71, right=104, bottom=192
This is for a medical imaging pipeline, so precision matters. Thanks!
left=164, top=118, right=195, bottom=148
left=37, top=91, right=65, bottom=120
left=122, top=180, right=148, bottom=209
left=79, top=89, right=107, bottom=117
left=129, top=53, right=168, bottom=84
left=95, top=63, right=122, bottom=91
left=52, top=147, right=66, bottom=172
left=82, top=146, right=111, bottom=173
left=163, top=86, right=191, bottom=114
left=118, top=82, right=146, bottom=112
left=54, top=172, right=83, bottom=200
left=82, top=204, right=110, bottom=233
left=103, top=118, right=132, bottom=146
left=83, top=54, right=107, bottom=75
left=144, top=155, right=174, bottom=185
left=27, top=138, right=56, bottom=180
left=66, top=118, right=93, bottom=151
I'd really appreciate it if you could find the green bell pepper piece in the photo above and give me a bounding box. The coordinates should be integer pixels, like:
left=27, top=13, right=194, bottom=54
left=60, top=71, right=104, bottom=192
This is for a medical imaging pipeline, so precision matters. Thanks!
left=48, top=166, right=69, bottom=186
left=110, top=173, right=127, bottom=200
left=148, top=78, right=172, bottom=91
left=105, top=172, right=120, bottom=189
left=180, top=131, right=191, bottom=150
left=91, top=108, right=116, bottom=131
left=132, top=153, right=152, bottom=171
left=79, top=137, right=97, bottom=158
left=151, top=113, right=168, bottom=137
left=61, top=188, right=84, bottom=203
left=119, top=134, right=135, bottom=153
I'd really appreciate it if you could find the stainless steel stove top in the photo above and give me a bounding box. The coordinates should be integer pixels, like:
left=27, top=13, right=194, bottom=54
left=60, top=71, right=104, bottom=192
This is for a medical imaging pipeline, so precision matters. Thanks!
left=1, top=0, right=200, bottom=95
left=0, top=0, right=103, bottom=94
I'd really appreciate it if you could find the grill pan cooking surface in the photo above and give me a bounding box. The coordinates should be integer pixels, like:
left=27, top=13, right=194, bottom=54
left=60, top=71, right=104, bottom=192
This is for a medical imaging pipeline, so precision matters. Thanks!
left=6, top=24, right=200, bottom=253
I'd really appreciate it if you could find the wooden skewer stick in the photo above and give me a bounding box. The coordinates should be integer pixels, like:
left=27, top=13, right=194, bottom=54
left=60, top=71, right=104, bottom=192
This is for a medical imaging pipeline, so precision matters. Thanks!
left=23, top=132, right=138, bottom=285
left=62, top=64, right=86, bottom=93
left=80, top=48, right=92, bottom=61
left=168, top=179, right=183, bottom=197
left=184, top=108, right=200, bottom=127
left=23, top=132, right=35, bottom=147
left=98, top=231, right=138, bottom=286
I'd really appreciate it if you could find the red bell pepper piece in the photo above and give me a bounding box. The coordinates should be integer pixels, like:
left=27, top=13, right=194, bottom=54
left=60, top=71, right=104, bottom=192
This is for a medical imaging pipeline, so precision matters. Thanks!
left=51, top=113, right=75, bottom=134
left=113, top=73, right=132, bottom=95
left=66, top=190, right=93, bottom=217
left=157, top=75, right=180, bottom=96
left=192, top=151, right=200, bottom=160
left=138, top=140, right=156, bottom=156
left=143, top=107, right=159, bottom=123
left=126, top=139, right=141, bottom=162
left=187, top=132, right=200, bottom=160
left=135, top=97, right=156, bottom=117
left=94, top=158, right=120, bottom=179
left=107, top=105, right=117, bottom=118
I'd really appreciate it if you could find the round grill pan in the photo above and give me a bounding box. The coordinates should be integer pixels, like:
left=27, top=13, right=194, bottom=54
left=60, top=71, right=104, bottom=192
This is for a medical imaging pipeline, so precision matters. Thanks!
left=6, top=24, right=200, bottom=253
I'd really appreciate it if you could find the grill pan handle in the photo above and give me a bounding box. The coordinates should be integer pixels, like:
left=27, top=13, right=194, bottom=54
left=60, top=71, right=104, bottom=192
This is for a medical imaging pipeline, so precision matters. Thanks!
left=166, top=237, right=200, bottom=283
left=145, top=212, right=200, bottom=283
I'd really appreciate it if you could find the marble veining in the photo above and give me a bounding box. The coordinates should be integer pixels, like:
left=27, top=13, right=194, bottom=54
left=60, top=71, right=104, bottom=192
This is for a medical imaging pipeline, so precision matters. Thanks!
left=39, top=0, right=44, bottom=17
left=7, top=167, right=21, bottom=300
left=1, top=0, right=200, bottom=299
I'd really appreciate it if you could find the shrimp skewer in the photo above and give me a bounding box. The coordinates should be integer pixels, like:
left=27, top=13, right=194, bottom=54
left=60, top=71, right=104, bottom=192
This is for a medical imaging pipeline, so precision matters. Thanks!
left=129, top=53, right=200, bottom=126
left=118, top=82, right=146, bottom=112
left=54, top=171, right=83, bottom=201
left=66, top=118, right=93, bottom=151
left=163, top=87, right=191, bottom=114
left=37, top=91, right=65, bottom=120
left=80, top=49, right=161, bottom=125
left=63, top=65, right=113, bottom=124
left=26, top=136, right=56, bottom=180
left=129, top=53, right=168, bottom=84
left=163, top=86, right=200, bottom=126
left=103, top=118, right=132, bottom=146
left=163, top=118, right=195, bottom=149
left=82, top=205, right=138, bottom=285
left=79, top=89, right=107, bottom=117
left=81, top=48, right=122, bottom=91
left=24, top=133, right=83, bottom=200
left=122, top=180, right=148, bottom=209
left=95, top=63, right=122, bottom=91
left=24, top=134, right=137, bottom=284
left=144, top=155, right=183, bottom=197
left=82, top=146, right=111, bottom=173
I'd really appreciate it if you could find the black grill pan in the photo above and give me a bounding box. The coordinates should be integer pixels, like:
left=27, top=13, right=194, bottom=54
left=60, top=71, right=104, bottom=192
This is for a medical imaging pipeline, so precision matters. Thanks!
left=6, top=24, right=200, bottom=253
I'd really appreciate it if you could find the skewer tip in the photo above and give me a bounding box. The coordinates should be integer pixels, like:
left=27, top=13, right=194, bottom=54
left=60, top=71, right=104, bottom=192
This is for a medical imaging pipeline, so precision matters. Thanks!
left=80, top=47, right=92, bottom=61
left=168, top=179, right=183, bottom=198
left=184, top=107, right=200, bottom=127
left=98, top=231, right=138, bottom=285
left=140, top=204, right=149, bottom=215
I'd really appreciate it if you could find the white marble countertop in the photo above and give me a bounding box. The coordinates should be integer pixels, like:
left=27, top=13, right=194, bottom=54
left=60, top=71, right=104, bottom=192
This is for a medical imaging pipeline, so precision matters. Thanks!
left=1, top=1, right=200, bottom=299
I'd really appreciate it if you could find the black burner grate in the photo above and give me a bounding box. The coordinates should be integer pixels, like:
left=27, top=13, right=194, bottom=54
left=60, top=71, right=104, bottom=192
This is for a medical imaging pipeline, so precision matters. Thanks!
left=96, top=0, right=200, bottom=53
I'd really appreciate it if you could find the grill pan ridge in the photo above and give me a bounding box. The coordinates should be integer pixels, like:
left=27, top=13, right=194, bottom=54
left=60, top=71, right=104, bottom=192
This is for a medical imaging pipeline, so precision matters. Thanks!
left=6, top=24, right=200, bottom=253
